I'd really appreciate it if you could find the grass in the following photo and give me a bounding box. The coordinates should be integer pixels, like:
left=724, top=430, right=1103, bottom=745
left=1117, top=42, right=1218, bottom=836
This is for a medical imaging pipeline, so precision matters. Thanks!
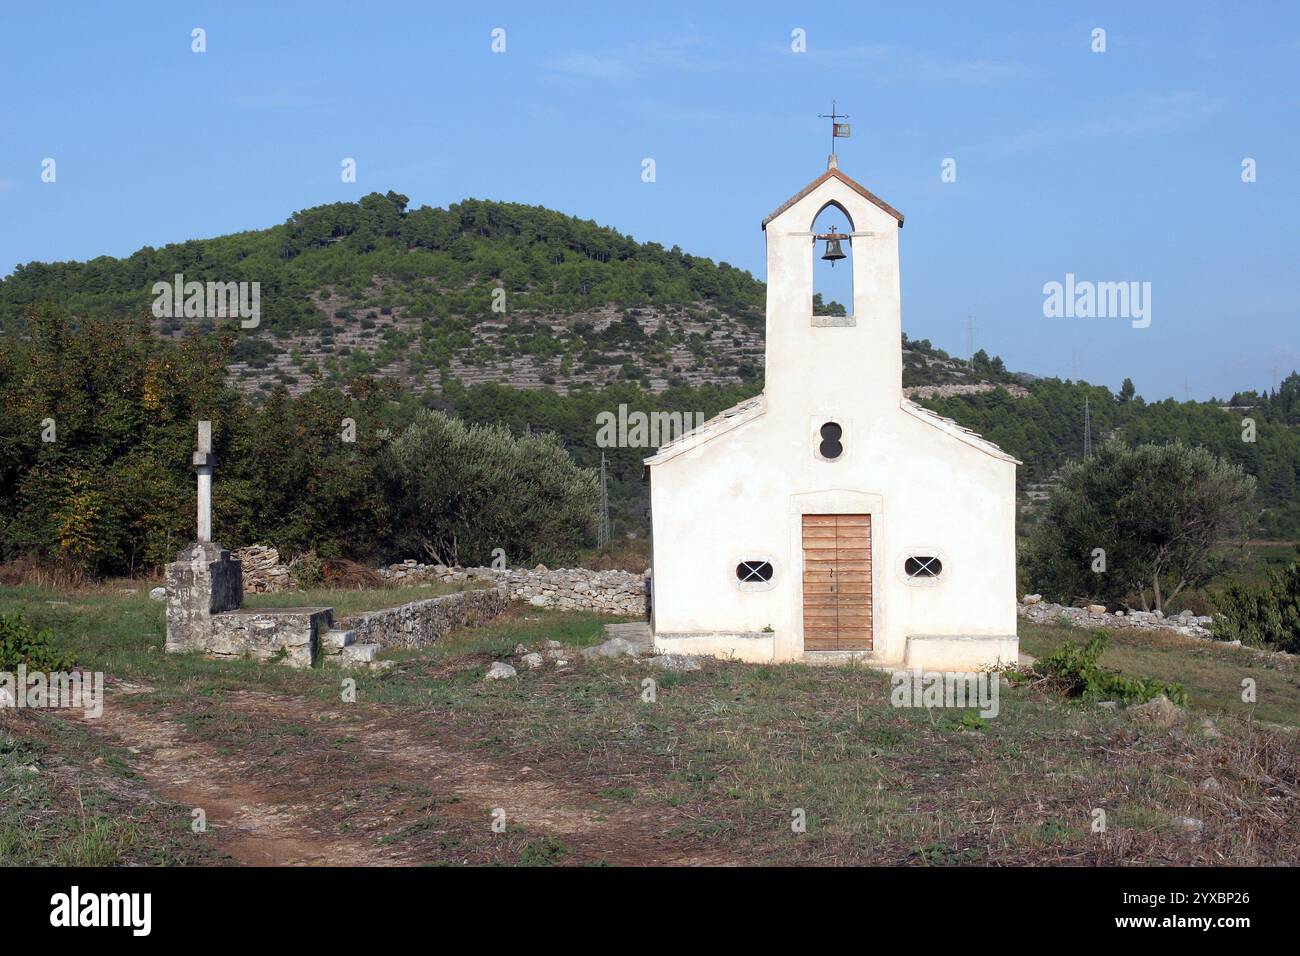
left=0, top=582, right=1296, bottom=865
left=1237, top=540, right=1300, bottom=583
left=1019, top=621, right=1300, bottom=727
left=0, top=713, right=217, bottom=865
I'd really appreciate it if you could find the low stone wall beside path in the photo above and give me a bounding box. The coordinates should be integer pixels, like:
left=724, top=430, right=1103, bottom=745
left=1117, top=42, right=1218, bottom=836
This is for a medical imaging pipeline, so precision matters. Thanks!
left=342, top=586, right=509, bottom=649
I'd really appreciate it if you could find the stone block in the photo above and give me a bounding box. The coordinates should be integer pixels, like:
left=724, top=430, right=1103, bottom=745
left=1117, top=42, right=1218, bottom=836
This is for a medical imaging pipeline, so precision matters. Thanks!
left=206, top=607, right=327, bottom=668
left=341, top=643, right=381, bottom=664
left=165, top=542, right=243, bottom=654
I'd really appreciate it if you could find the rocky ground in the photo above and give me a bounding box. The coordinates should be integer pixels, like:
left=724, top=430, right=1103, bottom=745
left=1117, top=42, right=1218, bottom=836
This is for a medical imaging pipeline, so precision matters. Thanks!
left=152, top=280, right=1012, bottom=400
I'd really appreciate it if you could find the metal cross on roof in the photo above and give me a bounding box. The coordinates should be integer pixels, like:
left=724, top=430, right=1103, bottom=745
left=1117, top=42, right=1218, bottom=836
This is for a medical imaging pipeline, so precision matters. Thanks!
left=818, top=100, right=851, bottom=155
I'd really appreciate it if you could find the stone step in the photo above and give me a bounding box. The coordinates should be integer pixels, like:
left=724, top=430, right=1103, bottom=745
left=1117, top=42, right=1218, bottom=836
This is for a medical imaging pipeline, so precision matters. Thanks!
left=802, top=650, right=883, bottom=667
left=602, top=622, right=652, bottom=649
left=341, top=642, right=381, bottom=664
left=320, top=629, right=356, bottom=654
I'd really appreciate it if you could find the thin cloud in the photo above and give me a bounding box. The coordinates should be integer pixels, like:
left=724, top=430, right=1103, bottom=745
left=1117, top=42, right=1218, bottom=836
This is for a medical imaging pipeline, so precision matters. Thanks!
left=544, top=52, right=635, bottom=81
left=543, top=37, right=722, bottom=81
left=225, top=86, right=318, bottom=110
left=805, top=43, right=1031, bottom=87
left=991, top=90, right=1226, bottom=154
left=544, top=36, right=1027, bottom=88
left=640, top=105, right=779, bottom=131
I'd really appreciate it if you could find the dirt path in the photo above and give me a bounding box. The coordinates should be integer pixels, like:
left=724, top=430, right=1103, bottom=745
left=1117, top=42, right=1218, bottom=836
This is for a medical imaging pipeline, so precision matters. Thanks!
left=73, top=685, right=735, bottom=866
left=71, top=694, right=404, bottom=866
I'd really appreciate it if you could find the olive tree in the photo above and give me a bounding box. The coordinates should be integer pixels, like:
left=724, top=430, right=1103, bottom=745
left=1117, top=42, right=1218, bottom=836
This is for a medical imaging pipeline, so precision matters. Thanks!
left=382, top=410, right=597, bottom=567
left=1023, top=440, right=1256, bottom=613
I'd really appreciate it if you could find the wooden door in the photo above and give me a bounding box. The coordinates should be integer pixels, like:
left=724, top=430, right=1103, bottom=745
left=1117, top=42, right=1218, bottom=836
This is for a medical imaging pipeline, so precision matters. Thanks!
left=801, top=514, right=873, bottom=651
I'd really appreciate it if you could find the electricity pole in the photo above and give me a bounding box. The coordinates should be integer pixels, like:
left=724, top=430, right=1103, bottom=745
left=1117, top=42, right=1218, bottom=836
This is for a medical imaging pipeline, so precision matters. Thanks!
left=1083, top=396, right=1092, bottom=458
left=598, top=451, right=610, bottom=550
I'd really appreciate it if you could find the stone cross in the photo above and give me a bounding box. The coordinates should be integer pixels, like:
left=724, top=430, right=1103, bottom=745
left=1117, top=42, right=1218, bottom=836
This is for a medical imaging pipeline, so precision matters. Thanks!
left=192, top=420, right=214, bottom=543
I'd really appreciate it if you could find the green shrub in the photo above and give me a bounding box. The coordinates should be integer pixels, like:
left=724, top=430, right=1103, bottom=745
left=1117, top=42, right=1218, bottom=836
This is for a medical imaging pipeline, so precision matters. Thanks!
left=1210, top=562, right=1300, bottom=653
left=1036, top=631, right=1187, bottom=705
left=383, top=409, right=597, bottom=567
left=289, top=551, right=324, bottom=590
left=0, top=612, right=75, bottom=672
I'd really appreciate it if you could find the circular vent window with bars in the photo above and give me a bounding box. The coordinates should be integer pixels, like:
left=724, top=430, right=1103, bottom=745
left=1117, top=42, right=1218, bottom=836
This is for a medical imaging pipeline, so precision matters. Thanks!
left=735, top=560, right=774, bottom=586
left=904, top=555, right=942, bottom=579
left=818, top=422, right=843, bottom=460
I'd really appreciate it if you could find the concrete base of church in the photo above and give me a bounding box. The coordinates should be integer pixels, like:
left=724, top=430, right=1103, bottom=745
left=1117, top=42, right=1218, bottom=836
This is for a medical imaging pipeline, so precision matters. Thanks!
left=903, top=634, right=1020, bottom=671
left=654, top=631, right=776, bottom=663
left=654, top=630, right=1018, bottom=671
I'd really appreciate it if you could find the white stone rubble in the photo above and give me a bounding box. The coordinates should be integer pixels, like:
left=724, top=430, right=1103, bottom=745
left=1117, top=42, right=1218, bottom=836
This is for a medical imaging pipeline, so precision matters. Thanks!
left=1019, top=595, right=1215, bottom=640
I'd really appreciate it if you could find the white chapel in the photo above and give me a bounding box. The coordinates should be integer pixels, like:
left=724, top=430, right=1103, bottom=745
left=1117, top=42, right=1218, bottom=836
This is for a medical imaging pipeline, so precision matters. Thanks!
left=645, top=156, right=1020, bottom=670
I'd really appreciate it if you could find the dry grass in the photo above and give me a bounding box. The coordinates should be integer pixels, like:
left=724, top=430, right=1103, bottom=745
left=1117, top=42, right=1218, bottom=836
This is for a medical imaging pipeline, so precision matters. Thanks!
left=0, top=557, right=93, bottom=590
left=1, top=583, right=1296, bottom=866
left=576, top=538, right=651, bottom=573
left=321, top=558, right=383, bottom=589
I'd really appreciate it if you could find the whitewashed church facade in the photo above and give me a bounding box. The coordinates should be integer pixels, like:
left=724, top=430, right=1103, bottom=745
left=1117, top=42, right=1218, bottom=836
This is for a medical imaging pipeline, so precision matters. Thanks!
left=645, top=158, right=1019, bottom=670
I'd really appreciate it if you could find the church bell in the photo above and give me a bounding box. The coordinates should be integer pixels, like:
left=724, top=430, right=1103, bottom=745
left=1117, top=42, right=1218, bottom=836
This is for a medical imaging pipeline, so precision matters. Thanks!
left=821, top=233, right=847, bottom=265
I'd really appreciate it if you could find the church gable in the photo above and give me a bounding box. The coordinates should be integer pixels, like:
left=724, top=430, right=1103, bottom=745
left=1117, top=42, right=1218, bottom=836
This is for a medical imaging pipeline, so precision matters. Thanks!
left=901, top=399, right=1020, bottom=464
left=761, top=163, right=904, bottom=231
left=644, top=395, right=765, bottom=468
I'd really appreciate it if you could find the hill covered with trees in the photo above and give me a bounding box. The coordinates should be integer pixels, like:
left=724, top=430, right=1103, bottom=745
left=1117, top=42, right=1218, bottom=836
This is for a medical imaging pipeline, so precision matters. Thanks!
left=0, top=192, right=771, bottom=395
left=0, top=191, right=992, bottom=398
left=923, top=373, right=1300, bottom=538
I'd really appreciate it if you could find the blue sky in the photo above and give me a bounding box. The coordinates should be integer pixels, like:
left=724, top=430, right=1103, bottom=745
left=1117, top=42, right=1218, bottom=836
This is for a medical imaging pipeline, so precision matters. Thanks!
left=1, top=1, right=1296, bottom=400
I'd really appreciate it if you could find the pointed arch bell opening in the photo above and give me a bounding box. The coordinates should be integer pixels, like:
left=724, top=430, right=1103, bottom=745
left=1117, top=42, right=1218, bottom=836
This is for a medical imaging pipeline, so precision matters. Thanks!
left=811, top=201, right=853, bottom=321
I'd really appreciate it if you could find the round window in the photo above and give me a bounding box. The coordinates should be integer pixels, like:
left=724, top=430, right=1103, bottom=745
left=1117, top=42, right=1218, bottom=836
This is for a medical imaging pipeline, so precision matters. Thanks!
left=818, top=422, right=843, bottom=459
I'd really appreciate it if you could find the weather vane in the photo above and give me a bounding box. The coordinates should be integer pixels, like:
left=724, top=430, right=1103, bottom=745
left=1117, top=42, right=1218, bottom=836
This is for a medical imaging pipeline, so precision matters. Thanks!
left=818, top=100, right=851, bottom=156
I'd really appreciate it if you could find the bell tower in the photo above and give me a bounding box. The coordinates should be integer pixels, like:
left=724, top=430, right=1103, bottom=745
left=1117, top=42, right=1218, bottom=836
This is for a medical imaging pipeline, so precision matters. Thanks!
left=760, top=151, right=905, bottom=415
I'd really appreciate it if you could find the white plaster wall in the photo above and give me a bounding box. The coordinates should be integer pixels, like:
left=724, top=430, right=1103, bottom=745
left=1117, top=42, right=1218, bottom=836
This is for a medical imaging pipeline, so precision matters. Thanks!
left=648, top=168, right=1018, bottom=665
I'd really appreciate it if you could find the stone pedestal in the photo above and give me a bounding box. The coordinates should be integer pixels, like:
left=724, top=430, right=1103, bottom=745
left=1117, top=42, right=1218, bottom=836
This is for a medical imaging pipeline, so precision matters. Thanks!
left=165, top=542, right=243, bottom=654
left=207, top=607, right=328, bottom=668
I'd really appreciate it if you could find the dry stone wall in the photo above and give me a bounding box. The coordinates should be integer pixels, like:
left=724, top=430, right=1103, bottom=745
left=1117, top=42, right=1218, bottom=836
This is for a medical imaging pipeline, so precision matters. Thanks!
left=343, top=586, right=509, bottom=649
left=1018, top=595, right=1215, bottom=639
left=905, top=382, right=1029, bottom=400
left=222, top=549, right=647, bottom=619
left=378, top=562, right=648, bottom=617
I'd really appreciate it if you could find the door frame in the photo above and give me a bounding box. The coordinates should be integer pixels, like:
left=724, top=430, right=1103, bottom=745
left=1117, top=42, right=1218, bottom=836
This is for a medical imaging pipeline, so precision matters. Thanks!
left=789, top=490, right=882, bottom=656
